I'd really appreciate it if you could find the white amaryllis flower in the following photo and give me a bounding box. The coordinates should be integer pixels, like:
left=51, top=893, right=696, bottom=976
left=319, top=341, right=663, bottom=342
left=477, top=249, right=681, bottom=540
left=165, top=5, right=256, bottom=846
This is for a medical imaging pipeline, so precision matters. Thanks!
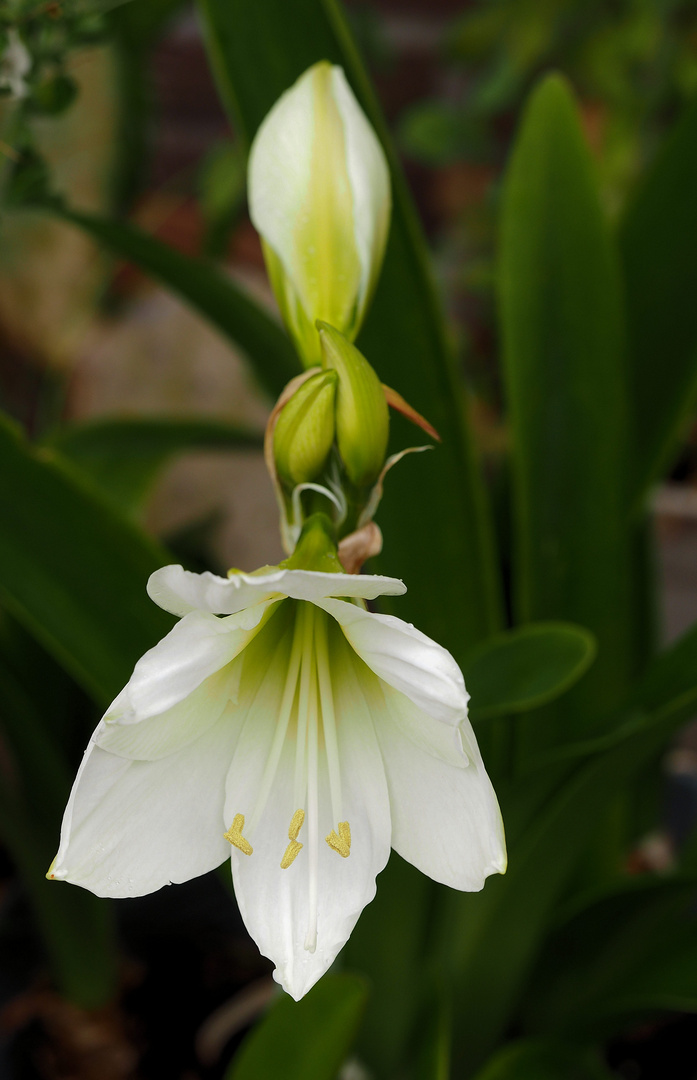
left=50, top=563, right=506, bottom=1000
left=248, top=61, right=391, bottom=366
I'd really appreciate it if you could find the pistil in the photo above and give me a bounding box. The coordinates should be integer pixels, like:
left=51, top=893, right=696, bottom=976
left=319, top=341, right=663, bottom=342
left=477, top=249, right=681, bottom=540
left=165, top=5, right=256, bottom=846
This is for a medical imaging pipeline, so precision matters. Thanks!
left=246, top=611, right=304, bottom=836
left=315, top=613, right=343, bottom=829
left=304, top=649, right=320, bottom=953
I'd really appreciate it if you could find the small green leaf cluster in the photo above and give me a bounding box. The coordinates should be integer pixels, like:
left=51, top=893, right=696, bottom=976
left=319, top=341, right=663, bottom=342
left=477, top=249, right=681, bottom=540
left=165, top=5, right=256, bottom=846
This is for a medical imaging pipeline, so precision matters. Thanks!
left=0, top=1, right=106, bottom=110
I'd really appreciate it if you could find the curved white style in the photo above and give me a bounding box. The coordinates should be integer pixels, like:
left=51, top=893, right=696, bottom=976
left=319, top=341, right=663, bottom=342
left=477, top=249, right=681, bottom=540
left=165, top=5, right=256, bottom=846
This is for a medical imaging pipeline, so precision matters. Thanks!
left=50, top=564, right=506, bottom=1000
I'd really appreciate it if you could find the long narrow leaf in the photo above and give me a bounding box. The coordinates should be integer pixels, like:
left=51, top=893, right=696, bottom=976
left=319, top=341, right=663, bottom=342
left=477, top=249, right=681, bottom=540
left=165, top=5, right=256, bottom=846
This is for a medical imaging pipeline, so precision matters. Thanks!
left=472, top=1039, right=614, bottom=1080
left=499, top=74, right=632, bottom=755
left=38, top=206, right=298, bottom=400
left=48, top=416, right=262, bottom=515
left=0, top=413, right=173, bottom=704
left=0, top=651, right=117, bottom=1007
left=442, top=618, right=697, bottom=1072
left=620, top=95, right=697, bottom=499
left=523, top=876, right=697, bottom=1036
left=226, top=974, right=367, bottom=1080
left=197, top=0, right=503, bottom=656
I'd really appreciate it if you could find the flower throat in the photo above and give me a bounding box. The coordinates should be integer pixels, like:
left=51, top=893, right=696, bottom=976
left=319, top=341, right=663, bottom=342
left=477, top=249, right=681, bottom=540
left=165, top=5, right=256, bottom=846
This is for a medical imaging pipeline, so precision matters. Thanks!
left=224, top=601, right=350, bottom=952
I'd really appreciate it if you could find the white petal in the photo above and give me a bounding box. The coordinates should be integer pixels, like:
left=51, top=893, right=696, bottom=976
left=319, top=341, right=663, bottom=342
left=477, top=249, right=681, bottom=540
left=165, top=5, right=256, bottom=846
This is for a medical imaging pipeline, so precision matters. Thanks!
left=95, top=662, right=241, bottom=760
left=148, top=566, right=284, bottom=617
left=248, top=62, right=362, bottom=334
left=148, top=564, right=406, bottom=616
left=247, top=64, right=318, bottom=319
left=378, top=683, right=471, bottom=768
left=330, top=66, right=390, bottom=325
left=369, top=679, right=506, bottom=890
left=317, top=597, right=468, bottom=725
left=50, top=704, right=244, bottom=898
left=123, top=602, right=274, bottom=718
left=226, top=625, right=390, bottom=1000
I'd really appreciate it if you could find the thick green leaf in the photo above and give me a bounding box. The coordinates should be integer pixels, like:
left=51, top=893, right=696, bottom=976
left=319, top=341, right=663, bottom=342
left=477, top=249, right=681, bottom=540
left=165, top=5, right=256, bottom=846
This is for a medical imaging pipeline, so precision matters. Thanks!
left=0, top=648, right=117, bottom=1007
left=411, top=992, right=451, bottom=1080
left=47, top=416, right=262, bottom=515
left=199, top=138, right=247, bottom=258
left=472, top=1039, right=613, bottom=1080
left=464, top=622, right=596, bottom=721
left=197, top=0, right=503, bottom=658
left=0, top=413, right=173, bottom=704
left=630, top=602, right=697, bottom=716
left=620, top=95, right=697, bottom=498
left=439, top=615, right=697, bottom=1073
left=225, top=974, right=368, bottom=1080
left=530, top=614, right=697, bottom=768
left=39, top=206, right=298, bottom=400
left=523, top=876, right=697, bottom=1036
left=111, top=0, right=186, bottom=43
left=342, top=854, right=432, bottom=1077
left=499, top=74, right=632, bottom=753
left=109, top=0, right=190, bottom=209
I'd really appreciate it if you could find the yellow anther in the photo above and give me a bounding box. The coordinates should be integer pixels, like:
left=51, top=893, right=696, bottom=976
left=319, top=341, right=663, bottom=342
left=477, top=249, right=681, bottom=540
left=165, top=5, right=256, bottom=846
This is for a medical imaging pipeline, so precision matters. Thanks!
left=224, top=813, right=253, bottom=856
left=280, top=809, right=305, bottom=868
left=288, top=808, right=305, bottom=841
left=281, top=839, right=303, bottom=868
left=325, top=820, right=351, bottom=858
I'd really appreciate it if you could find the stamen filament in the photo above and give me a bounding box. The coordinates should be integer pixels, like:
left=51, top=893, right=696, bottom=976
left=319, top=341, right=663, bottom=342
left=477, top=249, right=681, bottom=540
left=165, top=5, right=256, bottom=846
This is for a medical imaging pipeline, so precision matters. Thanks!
left=315, top=612, right=343, bottom=828
left=304, top=650, right=319, bottom=953
left=246, top=614, right=304, bottom=835
left=293, top=604, right=314, bottom=811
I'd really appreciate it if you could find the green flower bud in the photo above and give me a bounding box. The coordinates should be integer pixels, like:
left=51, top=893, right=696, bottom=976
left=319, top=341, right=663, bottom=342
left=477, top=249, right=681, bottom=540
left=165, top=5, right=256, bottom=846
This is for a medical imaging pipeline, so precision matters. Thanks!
left=274, top=370, right=338, bottom=487
left=318, top=322, right=389, bottom=488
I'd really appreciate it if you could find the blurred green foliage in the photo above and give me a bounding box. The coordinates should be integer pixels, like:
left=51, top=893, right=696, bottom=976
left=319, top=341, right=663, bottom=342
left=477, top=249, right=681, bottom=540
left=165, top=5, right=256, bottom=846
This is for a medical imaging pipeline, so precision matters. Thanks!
left=401, top=0, right=697, bottom=202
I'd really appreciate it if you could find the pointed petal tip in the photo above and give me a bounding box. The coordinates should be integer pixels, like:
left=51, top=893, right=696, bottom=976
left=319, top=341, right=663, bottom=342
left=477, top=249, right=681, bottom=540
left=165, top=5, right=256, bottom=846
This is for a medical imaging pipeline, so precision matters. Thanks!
left=273, top=956, right=334, bottom=1002
left=491, top=839, right=508, bottom=877
left=274, top=970, right=306, bottom=1002
left=482, top=824, right=508, bottom=881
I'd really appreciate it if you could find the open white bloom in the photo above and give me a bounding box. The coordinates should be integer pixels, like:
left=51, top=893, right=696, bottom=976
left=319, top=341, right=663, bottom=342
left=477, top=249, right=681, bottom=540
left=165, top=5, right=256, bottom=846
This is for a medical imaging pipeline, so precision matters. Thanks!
left=50, top=563, right=506, bottom=1000
left=248, top=61, right=391, bottom=366
left=0, top=29, right=31, bottom=99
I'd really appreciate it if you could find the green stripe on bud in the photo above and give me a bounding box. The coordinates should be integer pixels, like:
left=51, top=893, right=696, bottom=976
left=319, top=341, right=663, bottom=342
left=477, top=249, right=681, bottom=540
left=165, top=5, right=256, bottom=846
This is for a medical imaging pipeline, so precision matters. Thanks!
left=274, top=370, right=338, bottom=487
left=318, top=322, right=389, bottom=488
